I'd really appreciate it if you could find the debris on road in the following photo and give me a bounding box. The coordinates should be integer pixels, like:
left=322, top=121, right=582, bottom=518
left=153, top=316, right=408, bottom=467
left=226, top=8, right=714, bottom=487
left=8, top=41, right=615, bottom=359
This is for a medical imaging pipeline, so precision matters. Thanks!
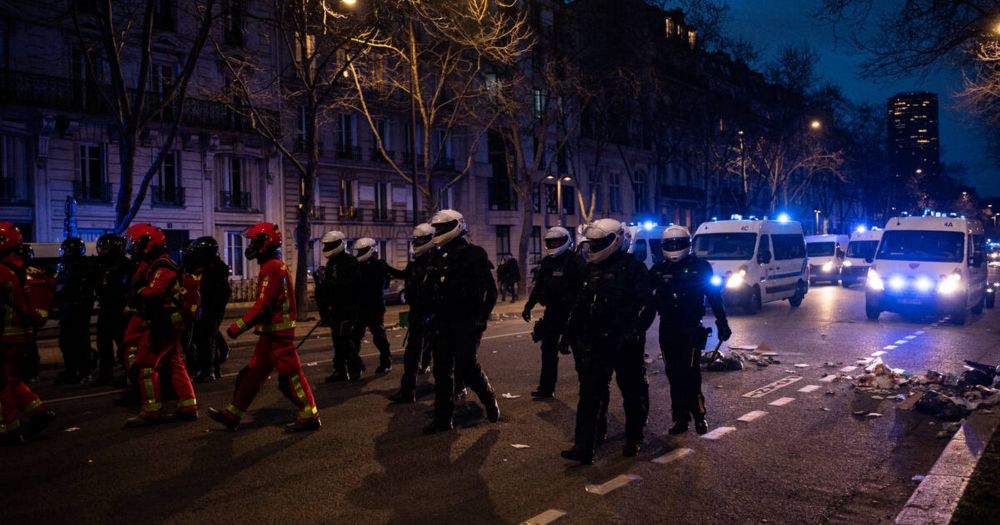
left=501, top=393, right=521, bottom=399
left=64, top=427, right=80, bottom=432
left=510, top=444, right=531, bottom=449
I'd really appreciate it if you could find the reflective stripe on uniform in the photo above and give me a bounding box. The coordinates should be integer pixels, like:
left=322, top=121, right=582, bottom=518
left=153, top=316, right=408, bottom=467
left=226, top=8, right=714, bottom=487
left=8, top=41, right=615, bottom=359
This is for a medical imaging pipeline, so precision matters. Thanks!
left=225, top=404, right=244, bottom=419
left=23, top=399, right=42, bottom=414
left=140, top=368, right=157, bottom=411
left=177, top=398, right=197, bottom=408
left=259, top=274, right=295, bottom=333
left=298, top=407, right=318, bottom=420
left=290, top=375, right=312, bottom=409
left=235, top=319, right=247, bottom=331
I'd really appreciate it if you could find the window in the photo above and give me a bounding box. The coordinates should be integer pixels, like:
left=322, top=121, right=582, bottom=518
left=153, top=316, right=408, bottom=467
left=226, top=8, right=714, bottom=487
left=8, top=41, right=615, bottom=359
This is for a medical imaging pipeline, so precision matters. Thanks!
left=544, top=184, right=558, bottom=214
left=294, top=32, right=316, bottom=68
left=533, top=89, right=546, bottom=120
left=296, top=106, right=307, bottom=150
left=76, top=144, right=109, bottom=202
left=338, top=113, right=358, bottom=159
left=758, top=235, right=771, bottom=257
left=339, top=178, right=356, bottom=217
left=609, top=173, right=622, bottom=213
left=531, top=184, right=541, bottom=213
left=0, top=135, right=29, bottom=203
left=71, top=48, right=103, bottom=111
left=225, top=230, right=245, bottom=278
left=588, top=171, right=603, bottom=213
left=218, top=156, right=253, bottom=210
left=224, top=0, right=245, bottom=47
left=374, top=182, right=389, bottom=220
left=153, top=151, right=183, bottom=207
left=633, top=171, right=647, bottom=213
left=153, top=0, right=176, bottom=32
left=496, top=225, right=511, bottom=258
left=76, top=228, right=106, bottom=242
left=529, top=226, right=541, bottom=264
left=373, top=118, right=391, bottom=152
left=694, top=233, right=758, bottom=261
left=0, top=25, right=8, bottom=69
left=846, top=240, right=877, bottom=259
left=150, top=63, right=175, bottom=117
left=877, top=231, right=964, bottom=263
left=438, top=187, right=453, bottom=210
left=807, top=242, right=836, bottom=257
left=562, top=185, right=575, bottom=216
left=772, top=234, right=806, bottom=261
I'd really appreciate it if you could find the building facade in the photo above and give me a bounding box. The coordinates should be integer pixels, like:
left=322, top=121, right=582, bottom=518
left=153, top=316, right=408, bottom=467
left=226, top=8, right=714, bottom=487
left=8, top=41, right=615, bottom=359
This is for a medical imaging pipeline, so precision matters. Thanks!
left=888, top=92, right=941, bottom=206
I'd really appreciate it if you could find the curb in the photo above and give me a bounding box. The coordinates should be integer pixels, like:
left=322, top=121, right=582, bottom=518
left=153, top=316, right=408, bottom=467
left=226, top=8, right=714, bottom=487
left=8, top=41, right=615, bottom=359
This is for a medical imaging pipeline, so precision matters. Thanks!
left=895, top=413, right=1000, bottom=524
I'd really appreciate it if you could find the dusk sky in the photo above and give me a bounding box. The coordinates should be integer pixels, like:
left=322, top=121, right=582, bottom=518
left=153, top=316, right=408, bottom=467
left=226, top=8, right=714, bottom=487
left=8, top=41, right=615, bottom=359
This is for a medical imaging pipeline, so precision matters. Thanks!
left=725, top=0, right=1000, bottom=197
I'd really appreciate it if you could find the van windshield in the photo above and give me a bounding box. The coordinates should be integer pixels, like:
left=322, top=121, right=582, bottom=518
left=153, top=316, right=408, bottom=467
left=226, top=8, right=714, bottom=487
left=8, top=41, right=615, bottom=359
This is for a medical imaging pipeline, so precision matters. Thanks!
left=847, top=240, right=878, bottom=259
left=877, top=231, right=964, bottom=263
left=807, top=242, right=835, bottom=257
left=694, top=233, right=757, bottom=261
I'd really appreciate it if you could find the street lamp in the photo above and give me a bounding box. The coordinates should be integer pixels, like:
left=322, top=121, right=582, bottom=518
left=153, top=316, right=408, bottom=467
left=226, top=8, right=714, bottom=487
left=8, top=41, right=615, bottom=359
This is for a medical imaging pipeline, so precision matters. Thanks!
left=342, top=0, right=357, bottom=6
left=813, top=208, right=821, bottom=235
left=546, top=174, right=573, bottom=226
left=809, top=119, right=822, bottom=130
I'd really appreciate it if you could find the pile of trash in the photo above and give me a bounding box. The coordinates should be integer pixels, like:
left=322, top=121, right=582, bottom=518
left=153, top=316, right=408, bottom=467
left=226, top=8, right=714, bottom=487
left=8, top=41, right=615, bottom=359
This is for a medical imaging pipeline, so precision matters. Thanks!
left=702, top=344, right=782, bottom=372
left=852, top=358, right=1000, bottom=421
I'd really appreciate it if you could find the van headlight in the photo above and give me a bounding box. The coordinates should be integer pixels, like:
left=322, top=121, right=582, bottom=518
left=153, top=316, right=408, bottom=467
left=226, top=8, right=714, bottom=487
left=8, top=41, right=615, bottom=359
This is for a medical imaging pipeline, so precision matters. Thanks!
left=937, top=273, right=962, bottom=295
left=867, top=269, right=884, bottom=291
left=842, top=260, right=852, bottom=267
left=822, top=261, right=834, bottom=272
left=726, top=269, right=747, bottom=289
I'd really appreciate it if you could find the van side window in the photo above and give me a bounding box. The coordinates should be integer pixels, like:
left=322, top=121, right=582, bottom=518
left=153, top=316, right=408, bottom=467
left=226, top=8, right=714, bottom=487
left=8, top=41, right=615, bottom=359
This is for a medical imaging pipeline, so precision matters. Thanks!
left=772, top=234, right=805, bottom=260
left=972, top=234, right=986, bottom=267
left=649, top=239, right=665, bottom=264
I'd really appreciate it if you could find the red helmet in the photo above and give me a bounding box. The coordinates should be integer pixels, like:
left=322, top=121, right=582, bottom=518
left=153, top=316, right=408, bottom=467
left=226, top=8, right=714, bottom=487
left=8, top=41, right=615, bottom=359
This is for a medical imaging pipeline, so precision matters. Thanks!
left=244, top=222, right=281, bottom=260
left=0, top=222, right=24, bottom=255
left=125, top=223, right=167, bottom=260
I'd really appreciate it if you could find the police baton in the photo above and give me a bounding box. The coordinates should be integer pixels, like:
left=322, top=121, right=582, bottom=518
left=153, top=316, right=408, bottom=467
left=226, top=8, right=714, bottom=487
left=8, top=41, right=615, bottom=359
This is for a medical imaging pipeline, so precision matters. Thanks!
left=296, top=321, right=323, bottom=350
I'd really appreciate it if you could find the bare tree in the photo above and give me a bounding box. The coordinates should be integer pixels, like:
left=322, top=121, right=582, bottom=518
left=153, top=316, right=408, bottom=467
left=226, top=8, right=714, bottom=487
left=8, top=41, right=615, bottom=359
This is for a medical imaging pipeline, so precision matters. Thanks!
left=213, top=0, right=374, bottom=317
left=345, top=0, right=532, bottom=215
left=67, top=0, right=218, bottom=232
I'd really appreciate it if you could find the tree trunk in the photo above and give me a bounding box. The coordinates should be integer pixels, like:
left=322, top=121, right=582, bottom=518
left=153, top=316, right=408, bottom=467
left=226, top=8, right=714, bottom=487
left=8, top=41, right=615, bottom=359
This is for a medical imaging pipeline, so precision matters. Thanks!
left=114, top=130, right=138, bottom=233
left=516, top=196, right=534, bottom=295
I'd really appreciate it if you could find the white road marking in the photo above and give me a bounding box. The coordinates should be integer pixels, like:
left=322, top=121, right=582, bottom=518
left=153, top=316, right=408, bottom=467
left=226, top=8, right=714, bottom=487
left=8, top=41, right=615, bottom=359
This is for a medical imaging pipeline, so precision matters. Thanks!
left=520, top=509, right=567, bottom=525
left=742, top=375, right=803, bottom=398
left=871, top=351, right=887, bottom=357
left=737, top=410, right=768, bottom=422
left=894, top=339, right=908, bottom=345
left=857, top=358, right=874, bottom=365
left=883, top=345, right=897, bottom=350
left=840, top=365, right=858, bottom=373
left=904, top=335, right=916, bottom=340
left=651, top=447, right=694, bottom=465
left=585, top=474, right=641, bottom=495
left=769, top=397, right=795, bottom=406
left=700, top=426, right=736, bottom=440
left=916, top=330, right=925, bottom=335
left=482, top=330, right=533, bottom=341
left=819, top=374, right=836, bottom=383
left=798, top=385, right=821, bottom=393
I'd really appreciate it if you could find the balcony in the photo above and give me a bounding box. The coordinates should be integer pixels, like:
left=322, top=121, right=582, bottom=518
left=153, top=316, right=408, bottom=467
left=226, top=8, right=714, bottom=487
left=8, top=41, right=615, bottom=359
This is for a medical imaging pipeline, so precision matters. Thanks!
left=0, top=68, right=278, bottom=134
left=337, top=145, right=362, bottom=161
left=219, top=190, right=252, bottom=211
left=151, top=185, right=186, bottom=207
left=338, top=207, right=413, bottom=223
left=371, top=148, right=395, bottom=163
left=309, top=205, right=326, bottom=220
left=73, top=180, right=113, bottom=203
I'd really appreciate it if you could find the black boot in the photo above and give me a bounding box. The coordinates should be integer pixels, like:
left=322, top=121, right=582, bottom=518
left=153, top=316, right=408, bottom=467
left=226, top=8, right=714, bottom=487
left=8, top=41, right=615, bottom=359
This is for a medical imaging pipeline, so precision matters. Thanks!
left=285, top=418, right=322, bottom=433
left=668, top=421, right=689, bottom=435
left=530, top=389, right=554, bottom=399
left=388, top=390, right=416, bottom=404
left=560, top=446, right=594, bottom=464
left=27, top=409, right=56, bottom=436
left=422, top=420, right=454, bottom=435
left=207, top=407, right=240, bottom=431
left=694, top=418, right=708, bottom=435
left=325, top=372, right=348, bottom=383
left=623, top=439, right=642, bottom=457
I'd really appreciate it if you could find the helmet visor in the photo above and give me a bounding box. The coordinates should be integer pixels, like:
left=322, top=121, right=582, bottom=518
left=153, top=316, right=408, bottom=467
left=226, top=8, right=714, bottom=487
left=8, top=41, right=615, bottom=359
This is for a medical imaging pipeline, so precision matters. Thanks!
left=661, top=237, right=691, bottom=253
left=412, top=234, right=433, bottom=248
left=545, top=236, right=569, bottom=250
left=433, top=219, right=459, bottom=238
left=356, top=246, right=373, bottom=258
left=588, top=233, right=616, bottom=254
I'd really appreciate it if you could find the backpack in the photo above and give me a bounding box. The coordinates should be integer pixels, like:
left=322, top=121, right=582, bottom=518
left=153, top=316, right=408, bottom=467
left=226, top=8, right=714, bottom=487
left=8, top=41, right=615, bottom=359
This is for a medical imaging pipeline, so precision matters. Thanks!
left=148, top=258, right=202, bottom=325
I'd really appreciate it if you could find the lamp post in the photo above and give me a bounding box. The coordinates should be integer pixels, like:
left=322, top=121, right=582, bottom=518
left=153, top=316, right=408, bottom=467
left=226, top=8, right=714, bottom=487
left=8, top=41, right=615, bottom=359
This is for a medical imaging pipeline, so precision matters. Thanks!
left=547, top=173, right=572, bottom=226
left=813, top=208, right=821, bottom=235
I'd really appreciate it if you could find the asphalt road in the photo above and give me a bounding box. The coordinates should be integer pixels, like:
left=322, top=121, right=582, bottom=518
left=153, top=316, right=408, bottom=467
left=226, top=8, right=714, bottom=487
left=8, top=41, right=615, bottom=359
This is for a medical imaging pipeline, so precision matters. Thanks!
left=3, top=285, right=999, bottom=524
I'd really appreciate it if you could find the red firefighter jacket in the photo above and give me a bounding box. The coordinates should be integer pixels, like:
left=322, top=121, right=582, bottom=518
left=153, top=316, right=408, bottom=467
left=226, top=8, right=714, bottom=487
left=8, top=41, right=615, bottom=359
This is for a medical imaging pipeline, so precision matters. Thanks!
left=233, top=258, right=296, bottom=336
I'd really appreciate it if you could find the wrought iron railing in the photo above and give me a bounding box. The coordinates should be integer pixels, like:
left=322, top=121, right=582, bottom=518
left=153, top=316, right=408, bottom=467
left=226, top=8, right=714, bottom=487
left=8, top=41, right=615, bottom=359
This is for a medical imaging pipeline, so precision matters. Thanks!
left=151, top=185, right=185, bottom=207
left=73, top=180, right=113, bottom=203
left=0, top=177, right=20, bottom=203
left=219, top=190, right=252, bottom=210
left=337, top=145, right=362, bottom=160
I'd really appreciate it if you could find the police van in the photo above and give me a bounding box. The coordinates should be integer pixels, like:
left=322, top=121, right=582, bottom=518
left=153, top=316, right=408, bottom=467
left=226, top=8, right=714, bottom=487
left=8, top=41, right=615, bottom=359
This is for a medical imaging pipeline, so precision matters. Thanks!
left=840, top=228, right=883, bottom=288
left=626, top=222, right=667, bottom=268
left=865, top=215, right=987, bottom=324
left=693, top=217, right=808, bottom=314
left=806, top=234, right=849, bottom=285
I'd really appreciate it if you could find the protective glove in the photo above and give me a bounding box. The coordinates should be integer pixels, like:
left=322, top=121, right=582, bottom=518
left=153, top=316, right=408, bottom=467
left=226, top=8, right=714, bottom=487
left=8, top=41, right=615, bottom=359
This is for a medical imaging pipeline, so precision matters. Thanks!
left=716, top=319, right=732, bottom=342
left=521, top=305, right=532, bottom=322
left=226, top=323, right=242, bottom=340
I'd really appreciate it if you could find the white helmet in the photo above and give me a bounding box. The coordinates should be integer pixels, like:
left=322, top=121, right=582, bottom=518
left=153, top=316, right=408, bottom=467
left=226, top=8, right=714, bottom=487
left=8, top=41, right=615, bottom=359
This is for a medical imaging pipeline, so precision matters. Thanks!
left=544, top=226, right=572, bottom=258
left=321, top=230, right=346, bottom=258
left=411, top=223, right=436, bottom=257
left=430, top=209, right=466, bottom=246
left=661, top=225, right=692, bottom=263
left=354, top=237, right=377, bottom=262
left=583, top=218, right=624, bottom=264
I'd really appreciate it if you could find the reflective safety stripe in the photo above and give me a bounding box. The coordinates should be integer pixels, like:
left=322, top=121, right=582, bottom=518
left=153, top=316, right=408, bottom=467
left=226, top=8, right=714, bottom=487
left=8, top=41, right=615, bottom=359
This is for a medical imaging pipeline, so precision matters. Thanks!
left=126, top=346, right=138, bottom=369
left=0, top=418, right=21, bottom=433
left=140, top=368, right=157, bottom=407
left=235, top=319, right=247, bottom=331
left=177, top=398, right=197, bottom=408
left=170, top=312, right=183, bottom=323
left=258, top=320, right=296, bottom=332
left=298, top=407, right=318, bottom=420
left=259, top=274, right=295, bottom=333
left=290, top=375, right=312, bottom=408
left=141, top=402, right=162, bottom=414
left=36, top=309, right=49, bottom=319
left=225, top=404, right=244, bottom=418
left=23, top=399, right=42, bottom=413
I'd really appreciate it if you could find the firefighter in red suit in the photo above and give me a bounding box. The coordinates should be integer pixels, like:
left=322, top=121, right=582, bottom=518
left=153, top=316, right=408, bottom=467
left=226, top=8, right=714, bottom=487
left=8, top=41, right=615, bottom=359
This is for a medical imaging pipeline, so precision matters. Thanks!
left=208, top=223, right=320, bottom=433
left=124, top=224, right=198, bottom=427
left=0, top=222, right=56, bottom=445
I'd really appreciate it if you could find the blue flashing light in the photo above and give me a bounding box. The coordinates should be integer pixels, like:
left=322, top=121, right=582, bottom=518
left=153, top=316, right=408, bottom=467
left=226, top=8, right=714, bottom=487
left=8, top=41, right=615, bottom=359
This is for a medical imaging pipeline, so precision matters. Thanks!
left=643, top=220, right=655, bottom=231
left=710, top=275, right=723, bottom=287
left=856, top=225, right=867, bottom=234
left=711, top=216, right=718, bottom=221
left=730, top=213, right=743, bottom=220
left=777, top=213, right=791, bottom=224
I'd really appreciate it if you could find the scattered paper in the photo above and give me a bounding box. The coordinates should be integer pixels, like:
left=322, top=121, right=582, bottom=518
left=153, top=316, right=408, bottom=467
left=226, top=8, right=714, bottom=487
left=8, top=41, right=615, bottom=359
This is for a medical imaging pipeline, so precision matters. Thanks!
left=866, top=413, right=883, bottom=418
left=510, top=444, right=531, bottom=449
left=65, top=427, right=81, bottom=432
left=794, top=364, right=809, bottom=368
left=304, top=361, right=318, bottom=367
left=912, top=475, right=925, bottom=481
left=501, top=393, right=521, bottom=399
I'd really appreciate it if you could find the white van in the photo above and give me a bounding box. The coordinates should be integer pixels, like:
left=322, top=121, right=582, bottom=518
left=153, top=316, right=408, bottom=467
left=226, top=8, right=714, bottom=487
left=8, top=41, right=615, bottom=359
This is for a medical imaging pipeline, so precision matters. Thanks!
left=626, top=223, right=667, bottom=268
left=806, top=234, right=849, bottom=285
left=693, top=219, right=809, bottom=314
left=840, top=228, right=883, bottom=288
left=865, top=216, right=988, bottom=324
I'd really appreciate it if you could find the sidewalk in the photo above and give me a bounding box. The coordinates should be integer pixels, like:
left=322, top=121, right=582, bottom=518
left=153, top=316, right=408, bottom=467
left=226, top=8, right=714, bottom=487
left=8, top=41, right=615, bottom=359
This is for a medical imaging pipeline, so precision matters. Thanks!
left=34, top=299, right=530, bottom=368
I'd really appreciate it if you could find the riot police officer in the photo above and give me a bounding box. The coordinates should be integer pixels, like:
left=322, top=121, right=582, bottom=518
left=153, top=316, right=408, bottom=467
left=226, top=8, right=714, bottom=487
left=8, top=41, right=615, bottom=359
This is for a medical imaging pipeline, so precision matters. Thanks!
left=522, top=227, right=586, bottom=399
left=388, top=224, right=437, bottom=403
left=353, top=237, right=405, bottom=374
left=55, top=237, right=96, bottom=384
left=183, top=236, right=231, bottom=382
left=561, top=219, right=654, bottom=464
left=316, top=230, right=365, bottom=382
left=649, top=225, right=731, bottom=435
left=94, top=234, right=133, bottom=385
left=423, top=209, right=500, bottom=434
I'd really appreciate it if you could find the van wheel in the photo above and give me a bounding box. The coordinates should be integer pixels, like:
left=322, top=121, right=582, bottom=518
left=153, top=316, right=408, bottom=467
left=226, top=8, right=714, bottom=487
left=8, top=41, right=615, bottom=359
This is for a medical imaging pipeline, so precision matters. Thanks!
left=987, top=292, right=995, bottom=309
left=746, top=286, right=761, bottom=315
left=788, top=282, right=806, bottom=308
left=865, top=302, right=880, bottom=321
left=972, top=295, right=985, bottom=315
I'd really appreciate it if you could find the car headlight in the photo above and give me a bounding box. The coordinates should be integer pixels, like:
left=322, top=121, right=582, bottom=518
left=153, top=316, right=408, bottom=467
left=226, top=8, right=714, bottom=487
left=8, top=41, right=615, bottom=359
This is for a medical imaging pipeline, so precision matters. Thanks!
left=937, top=273, right=962, bottom=295
left=822, top=261, right=834, bottom=272
left=726, top=269, right=746, bottom=289
left=842, top=260, right=852, bottom=267
left=867, top=269, right=884, bottom=291
left=914, top=276, right=934, bottom=293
